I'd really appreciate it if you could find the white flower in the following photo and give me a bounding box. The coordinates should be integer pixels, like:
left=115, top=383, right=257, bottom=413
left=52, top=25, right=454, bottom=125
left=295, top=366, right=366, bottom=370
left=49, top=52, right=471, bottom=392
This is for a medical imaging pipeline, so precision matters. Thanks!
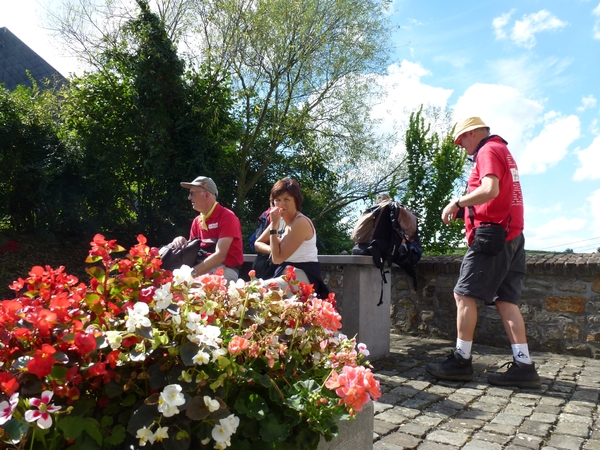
left=154, top=426, right=169, bottom=442
left=173, top=265, right=194, bottom=286
left=153, top=282, right=173, bottom=311
left=196, top=324, right=222, bottom=348
left=203, top=395, right=220, bottom=412
left=211, top=414, right=240, bottom=447
left=357, top=343, right=370, bottom=356
left=126, top=302, right=151, bottom=332
left=211, top=347, right=227, bottom=362
left=193, top=350, right=210, bottom=365
left=0, top=393, right=18, bottom=425
left=158, top=384, right=185, bottom=417
left=186, top=312, right=203, bottom=333
left=136, top=427, right=155, bottom=446
left=24, top=391, right=61, bottom=429
left=104, top=331, right=123, bottom=350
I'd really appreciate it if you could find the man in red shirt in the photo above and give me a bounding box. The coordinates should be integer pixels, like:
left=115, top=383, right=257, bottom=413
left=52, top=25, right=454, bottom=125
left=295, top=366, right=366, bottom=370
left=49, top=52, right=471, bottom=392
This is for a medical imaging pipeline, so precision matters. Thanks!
left=169, top=176, right=243, bottom=283
left=426, top=117, right=540, bottom=389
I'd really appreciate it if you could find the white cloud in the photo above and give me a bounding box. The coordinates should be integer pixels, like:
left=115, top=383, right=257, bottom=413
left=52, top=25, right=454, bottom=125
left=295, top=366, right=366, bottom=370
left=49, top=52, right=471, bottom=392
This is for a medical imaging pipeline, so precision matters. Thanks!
left=577, top=94, right=598, bottom=111
left=589, top=189, right=600, bottom=230
left=452, top=83, right=544, bottom=160
left=488, top=55, right=573, bottom=97
left=519, top=114, right=580, bottom=174
left=594, top=2, right=600, bottom=39
left=371, top=61, right=453, bottom=140
left=492, top=11, right=514, bottom=40
left=524, top=216, right=587, bottom=251
left=574, top=135, right=600, bottom=180
left=511, top=10, right=568, bottom=48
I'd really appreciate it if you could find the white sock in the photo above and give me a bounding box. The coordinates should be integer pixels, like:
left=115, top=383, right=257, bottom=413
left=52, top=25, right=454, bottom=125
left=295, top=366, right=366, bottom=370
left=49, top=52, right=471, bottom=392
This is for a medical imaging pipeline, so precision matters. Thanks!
left=512, top=344, right=531, bottom=364
left=456, top=339, right=472, bottom=359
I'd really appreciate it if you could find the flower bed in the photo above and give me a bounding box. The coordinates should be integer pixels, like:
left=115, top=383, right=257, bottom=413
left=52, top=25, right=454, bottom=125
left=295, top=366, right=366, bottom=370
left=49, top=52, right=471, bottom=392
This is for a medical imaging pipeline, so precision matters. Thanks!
left=0, top=234, right=380, bottom=449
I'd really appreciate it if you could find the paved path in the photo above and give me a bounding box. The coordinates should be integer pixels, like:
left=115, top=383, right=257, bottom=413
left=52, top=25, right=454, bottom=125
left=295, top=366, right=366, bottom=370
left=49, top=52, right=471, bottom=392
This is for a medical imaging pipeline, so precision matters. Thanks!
left=371, top=334, right=600, bottom=450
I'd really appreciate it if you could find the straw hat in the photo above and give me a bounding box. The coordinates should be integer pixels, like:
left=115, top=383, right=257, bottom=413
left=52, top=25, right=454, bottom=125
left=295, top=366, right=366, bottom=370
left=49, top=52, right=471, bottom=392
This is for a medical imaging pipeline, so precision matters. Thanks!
left=453, top=117, right=488, bottom=144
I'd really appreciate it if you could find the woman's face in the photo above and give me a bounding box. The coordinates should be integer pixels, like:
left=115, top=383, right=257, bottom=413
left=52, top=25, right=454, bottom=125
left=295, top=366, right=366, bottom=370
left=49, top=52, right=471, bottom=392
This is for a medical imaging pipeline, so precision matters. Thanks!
left=273, top=192, right=297, bottom=218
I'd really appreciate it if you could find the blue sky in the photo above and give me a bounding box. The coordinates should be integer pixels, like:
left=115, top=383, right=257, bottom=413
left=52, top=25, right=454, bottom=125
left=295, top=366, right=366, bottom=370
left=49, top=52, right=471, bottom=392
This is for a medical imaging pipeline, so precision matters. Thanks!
left=3, top=0, right=600, bottom=252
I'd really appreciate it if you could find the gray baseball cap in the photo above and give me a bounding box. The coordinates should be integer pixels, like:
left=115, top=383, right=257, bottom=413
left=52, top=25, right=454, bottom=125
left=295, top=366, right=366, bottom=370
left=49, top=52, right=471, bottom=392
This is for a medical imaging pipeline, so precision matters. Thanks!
left=180, top=176, right=218, bottom=197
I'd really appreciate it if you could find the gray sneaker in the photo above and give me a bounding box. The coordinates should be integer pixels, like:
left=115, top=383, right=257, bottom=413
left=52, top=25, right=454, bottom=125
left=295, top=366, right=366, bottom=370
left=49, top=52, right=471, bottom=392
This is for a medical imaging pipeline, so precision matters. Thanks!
left=487, top=359, right=541, bottom=389
left=426, top=350, right=473, bottom=381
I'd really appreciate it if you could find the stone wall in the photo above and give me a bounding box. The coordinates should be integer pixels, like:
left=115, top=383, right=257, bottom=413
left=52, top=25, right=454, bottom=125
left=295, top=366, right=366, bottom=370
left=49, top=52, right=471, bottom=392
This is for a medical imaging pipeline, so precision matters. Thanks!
left=383, top=253, right=600, bottom=359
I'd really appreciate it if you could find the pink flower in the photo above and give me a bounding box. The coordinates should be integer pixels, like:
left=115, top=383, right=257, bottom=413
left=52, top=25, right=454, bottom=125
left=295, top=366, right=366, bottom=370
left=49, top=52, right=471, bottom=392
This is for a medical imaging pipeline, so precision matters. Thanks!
left=307, top=298, right=342, bottom=331
left=325, top=366, right=381, bottom=414
left=228, top=336, right=250, bottom=355
left=0, top=393, right=19, bottom=425
left=24, top=390, right=61, bottom=429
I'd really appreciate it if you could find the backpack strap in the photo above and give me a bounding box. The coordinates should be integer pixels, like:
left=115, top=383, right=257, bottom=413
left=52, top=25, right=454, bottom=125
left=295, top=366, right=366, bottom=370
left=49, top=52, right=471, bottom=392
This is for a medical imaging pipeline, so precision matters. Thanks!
left=368, top=241, right=389, bottom=306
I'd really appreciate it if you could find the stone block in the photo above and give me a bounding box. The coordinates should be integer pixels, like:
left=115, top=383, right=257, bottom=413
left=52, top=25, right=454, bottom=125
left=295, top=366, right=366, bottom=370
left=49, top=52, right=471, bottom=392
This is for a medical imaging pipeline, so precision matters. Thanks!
left=318, top=400, right=373, bottom=450
left=546, top=296, right=586, bottom=313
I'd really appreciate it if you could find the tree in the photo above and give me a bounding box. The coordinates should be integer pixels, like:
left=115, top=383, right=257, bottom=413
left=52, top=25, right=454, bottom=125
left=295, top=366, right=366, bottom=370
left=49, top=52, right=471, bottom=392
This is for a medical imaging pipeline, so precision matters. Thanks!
left=58, top=0, right=236, bottom=242
left=0, top=80, right=82, bottom=235
left=46, top=0, right=398, bottom=235
left=401, top=106, right=467, bottom=254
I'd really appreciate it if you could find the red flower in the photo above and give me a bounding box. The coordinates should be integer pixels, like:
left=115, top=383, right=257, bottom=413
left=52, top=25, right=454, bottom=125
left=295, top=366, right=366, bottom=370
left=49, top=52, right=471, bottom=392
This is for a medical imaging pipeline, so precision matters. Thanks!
left=0, top=373, right=19, bottom=396
left=286, top=266, right=297, bottom=281
left=87, top=362, right=107, bottom=378
left=139, top=286, right=155, bottom=303
left=27, top=309, right=58, bottom=337
left=27, top=345, right=57, bottom=378
left=74, top=332, right=97, bottom=355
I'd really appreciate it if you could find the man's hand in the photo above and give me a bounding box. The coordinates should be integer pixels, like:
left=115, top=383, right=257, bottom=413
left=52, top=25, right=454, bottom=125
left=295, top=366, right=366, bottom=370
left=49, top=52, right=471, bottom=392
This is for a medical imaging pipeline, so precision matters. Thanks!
left=171, top=236, right=187, bottom=248
left=442, top=201, right=460, bottom=225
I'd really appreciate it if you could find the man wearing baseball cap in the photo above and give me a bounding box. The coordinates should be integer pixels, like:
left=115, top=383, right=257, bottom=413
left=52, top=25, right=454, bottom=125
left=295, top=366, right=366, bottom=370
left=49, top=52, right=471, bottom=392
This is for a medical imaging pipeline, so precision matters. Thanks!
left=425, top=117, right=540, bottom=389
left=169, top=176, right=243, bottom=283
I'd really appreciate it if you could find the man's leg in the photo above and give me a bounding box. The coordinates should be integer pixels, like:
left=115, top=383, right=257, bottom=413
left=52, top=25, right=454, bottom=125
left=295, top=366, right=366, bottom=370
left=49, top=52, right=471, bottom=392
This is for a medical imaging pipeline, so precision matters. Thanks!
left=495, top=300, right=527, bottom=344
left=425, top=292, right=476, bottom=381
left=455, top=293, right=478, bottom=341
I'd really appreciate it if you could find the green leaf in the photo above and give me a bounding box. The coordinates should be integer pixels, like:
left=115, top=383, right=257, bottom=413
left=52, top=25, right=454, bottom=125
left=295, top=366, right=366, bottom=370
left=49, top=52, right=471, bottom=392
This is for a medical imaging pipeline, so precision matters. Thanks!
left=86, top=266, right=106, bottom=282
left=234, top=391, right=268, bottom=420
left=121, top=393, right=137, bottom=407
left=259, top=413, right=291, bottom=443
left=104, top=424, right=127, bottom=446
left=58, top=416, right=103, bottom=446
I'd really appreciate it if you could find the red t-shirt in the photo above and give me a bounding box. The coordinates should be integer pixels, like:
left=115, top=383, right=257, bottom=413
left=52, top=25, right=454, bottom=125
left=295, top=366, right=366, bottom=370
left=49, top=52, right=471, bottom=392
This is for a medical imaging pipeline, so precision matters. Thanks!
left=465, top=136, right=524, bottom=246
left=189, top=203, right=244, bottom=268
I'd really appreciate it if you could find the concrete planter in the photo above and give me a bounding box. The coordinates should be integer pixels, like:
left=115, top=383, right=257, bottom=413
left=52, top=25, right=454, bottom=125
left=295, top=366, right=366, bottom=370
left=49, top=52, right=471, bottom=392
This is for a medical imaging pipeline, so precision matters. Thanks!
left=316, top=400, right=374, bottom=450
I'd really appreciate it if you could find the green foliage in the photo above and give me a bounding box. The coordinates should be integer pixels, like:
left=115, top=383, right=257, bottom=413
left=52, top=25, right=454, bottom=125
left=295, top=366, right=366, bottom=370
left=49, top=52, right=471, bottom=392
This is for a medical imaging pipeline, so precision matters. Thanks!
left=57, top=1, right=236, bottom=243
left=0, top=81, right=80, bottom=234
left=402, top=106, right=467, bottom=254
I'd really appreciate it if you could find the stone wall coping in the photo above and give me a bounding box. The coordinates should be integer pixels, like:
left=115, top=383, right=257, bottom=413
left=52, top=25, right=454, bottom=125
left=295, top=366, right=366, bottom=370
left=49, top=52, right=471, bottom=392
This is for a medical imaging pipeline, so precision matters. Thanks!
left=245, top=252, right=600, bottom=274
left=244, top=254, right=376, bottom=266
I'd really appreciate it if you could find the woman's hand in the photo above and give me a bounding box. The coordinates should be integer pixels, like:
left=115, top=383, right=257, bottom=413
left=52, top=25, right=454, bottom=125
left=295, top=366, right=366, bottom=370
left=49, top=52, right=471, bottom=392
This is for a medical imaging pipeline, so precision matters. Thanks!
left=269, top=207, right=283, bottom=229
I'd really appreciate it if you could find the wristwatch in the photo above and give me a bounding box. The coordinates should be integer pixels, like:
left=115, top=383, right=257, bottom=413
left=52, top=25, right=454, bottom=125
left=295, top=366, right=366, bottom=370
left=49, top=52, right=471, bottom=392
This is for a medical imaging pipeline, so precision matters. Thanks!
left=269, top=229, right=278, bottom=235
left=455, top=199, right=462, bottom=208
left=191, top=268, right=198, bottom=276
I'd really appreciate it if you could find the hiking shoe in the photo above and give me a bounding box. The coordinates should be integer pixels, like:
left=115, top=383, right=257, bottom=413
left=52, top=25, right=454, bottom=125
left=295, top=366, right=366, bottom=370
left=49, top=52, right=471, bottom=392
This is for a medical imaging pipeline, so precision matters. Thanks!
left=487, top=359, right=541, bottom=389
left=426, top=351, right=473, bottom=381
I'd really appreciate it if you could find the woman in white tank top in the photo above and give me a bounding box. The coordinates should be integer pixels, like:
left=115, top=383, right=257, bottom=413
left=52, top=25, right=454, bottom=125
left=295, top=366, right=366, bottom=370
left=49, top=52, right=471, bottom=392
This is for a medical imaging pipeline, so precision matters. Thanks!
left=254, top=178, right=328, bottom=298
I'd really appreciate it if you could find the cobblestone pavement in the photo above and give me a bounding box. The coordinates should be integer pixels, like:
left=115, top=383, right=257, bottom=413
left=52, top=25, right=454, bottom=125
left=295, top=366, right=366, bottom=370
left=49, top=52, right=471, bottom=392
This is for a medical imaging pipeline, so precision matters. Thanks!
left=370, top=334, right=600, bottom=450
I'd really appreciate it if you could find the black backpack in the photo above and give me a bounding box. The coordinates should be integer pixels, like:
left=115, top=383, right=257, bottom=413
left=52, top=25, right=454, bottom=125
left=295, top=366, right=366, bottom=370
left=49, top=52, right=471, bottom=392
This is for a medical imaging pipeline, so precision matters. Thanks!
left=249, top=209, right=279, bottom=279
left=351, top=200, right=422, bottom=305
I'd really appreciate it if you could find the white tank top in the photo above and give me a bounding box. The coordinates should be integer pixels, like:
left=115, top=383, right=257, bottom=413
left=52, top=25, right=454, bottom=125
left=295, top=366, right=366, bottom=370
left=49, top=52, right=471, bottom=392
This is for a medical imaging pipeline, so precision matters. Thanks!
left=287, top=215, right=318, bottom=263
